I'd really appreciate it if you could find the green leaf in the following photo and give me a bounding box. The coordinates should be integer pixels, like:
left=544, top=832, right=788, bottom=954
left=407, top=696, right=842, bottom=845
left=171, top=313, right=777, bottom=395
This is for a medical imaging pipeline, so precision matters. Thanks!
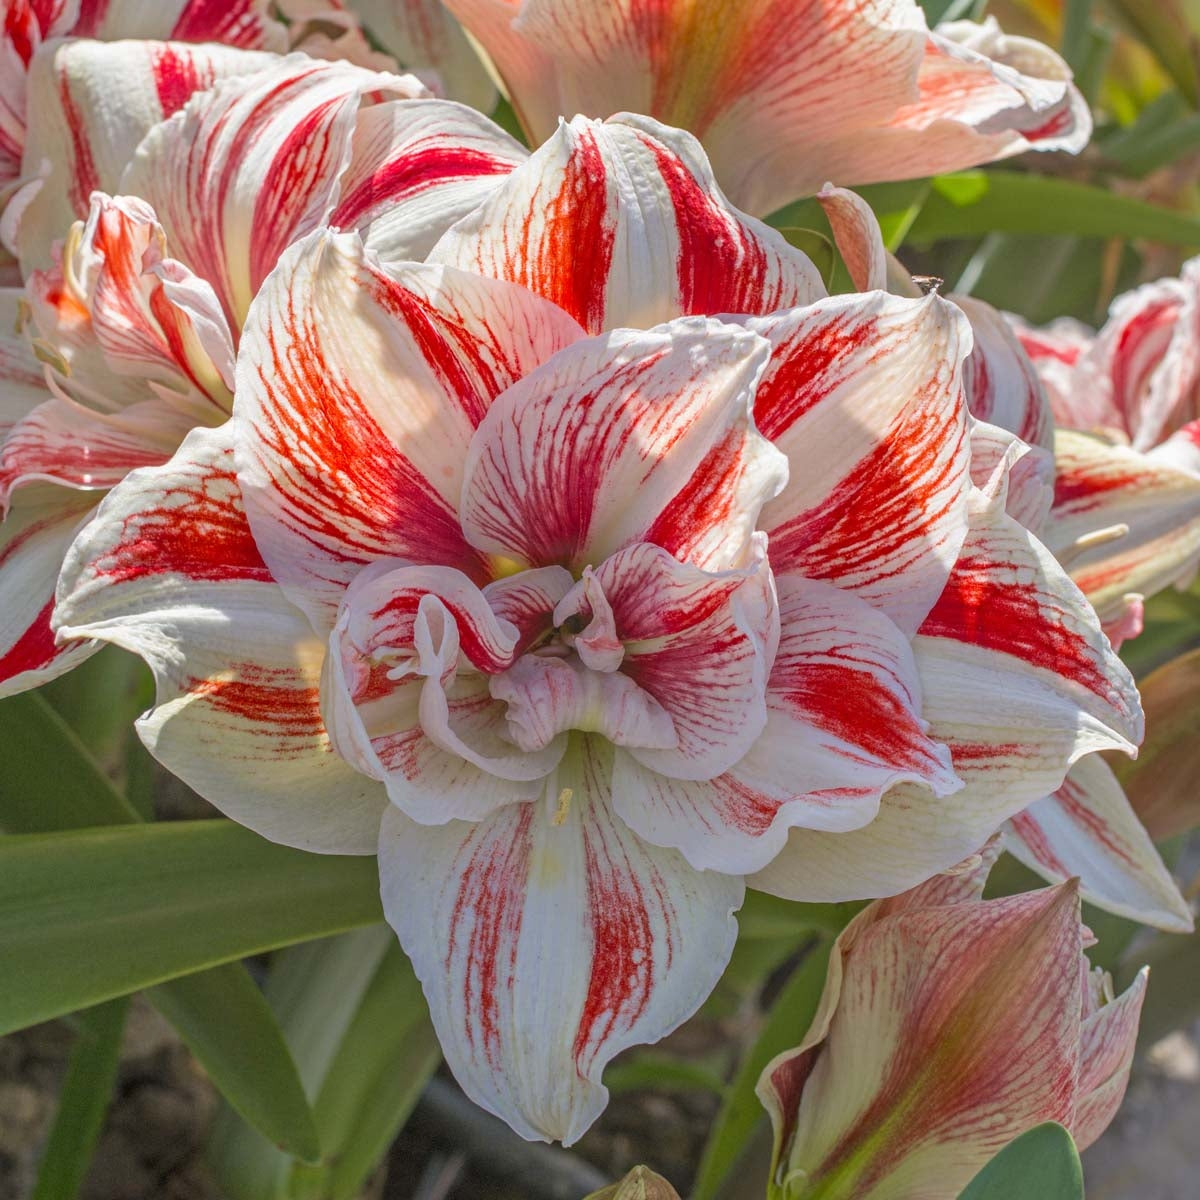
left=957, top=1123, right=1084, bottom=1200
left=774, top=228, right=836, bottom=289
left=0, top=820, right=383, bottom=1036
left=149, top=966, right=321, bottom=1163
left=691, top=939, right=834, bottom=1200
left=30, top=998, right=129, bottom=1200
left=0, top=692, right=140, bottom=833
left=897, top=170, right=1200, bottom=246
left=1106, top=0, right=1199, bottom=107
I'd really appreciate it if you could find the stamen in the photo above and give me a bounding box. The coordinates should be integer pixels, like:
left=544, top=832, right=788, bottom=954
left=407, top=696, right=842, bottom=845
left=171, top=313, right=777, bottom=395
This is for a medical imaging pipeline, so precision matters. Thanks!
left=552, top=787, right=573, bottom=826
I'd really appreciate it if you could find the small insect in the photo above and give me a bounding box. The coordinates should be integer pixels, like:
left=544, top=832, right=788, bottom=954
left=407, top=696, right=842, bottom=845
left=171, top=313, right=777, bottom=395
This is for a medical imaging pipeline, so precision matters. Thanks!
left=911, top=275, right=944, bottom=295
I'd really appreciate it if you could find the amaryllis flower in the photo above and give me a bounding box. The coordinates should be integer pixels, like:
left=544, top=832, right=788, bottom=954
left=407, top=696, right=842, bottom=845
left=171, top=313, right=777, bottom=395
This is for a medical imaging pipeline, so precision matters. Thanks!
left=1013, top=259, right=1200, bottom=632
left=435, top=0, right=1089, bottom=216
left=0, top=52, right=529, bottom=694
left=818, top=183, right=1192, bottom=933
left=758, top=841, right=1146, bottom=1200
left=56, top=116, right=1139, bottom=1142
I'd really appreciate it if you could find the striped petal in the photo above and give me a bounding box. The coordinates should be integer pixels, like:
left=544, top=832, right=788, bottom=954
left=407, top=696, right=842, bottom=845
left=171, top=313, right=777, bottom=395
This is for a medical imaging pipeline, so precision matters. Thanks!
left=68, top=0, right=287, bottom=45
left=458, top=317, right=782, bottom=573
left=0, top=490, right=99, bottom=697
left=233, top=229, right=584, bottom=628
left=53, top=424, right=386, bottom=852
left=330, top=98, right=526, bottom=267
left=1043, top=429, right=1200, bottom=621
left=5, top=39, right=277, bottom=270
left=1007, top=755, right=1192, bottom=932
left=612, top=573, right=960, bottom=875
left=378, top=737, right=743, bottom=1144
left=759, top=883, right=1085, bottom=1200
left=120, top=56, right=427, bottom=327
left=752, top=483, right=1141, bottom=902
left=751, top=291, right=971, bottom=635
left=428, top=114, right=825, bottom=335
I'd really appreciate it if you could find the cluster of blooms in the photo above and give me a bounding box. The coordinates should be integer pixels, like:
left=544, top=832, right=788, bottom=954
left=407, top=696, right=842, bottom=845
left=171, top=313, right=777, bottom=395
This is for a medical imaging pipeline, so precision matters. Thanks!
left=0, top=0, right=1192, bottom=1174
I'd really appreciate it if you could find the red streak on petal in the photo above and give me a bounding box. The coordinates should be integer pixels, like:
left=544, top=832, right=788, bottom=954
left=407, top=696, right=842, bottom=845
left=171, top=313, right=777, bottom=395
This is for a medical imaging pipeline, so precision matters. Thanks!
left=188, top=670, right=327, bottom=741
left=0, top=598, right=58, bottom=681
left=60, top=76, right=99, bottom=217
left=151, top=44, right=213, bottom=119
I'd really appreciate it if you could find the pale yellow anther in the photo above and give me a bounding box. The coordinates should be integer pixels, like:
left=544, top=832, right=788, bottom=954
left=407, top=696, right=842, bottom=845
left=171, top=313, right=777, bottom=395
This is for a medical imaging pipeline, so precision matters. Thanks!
left=489, top=554, right=527, bottom=579
left=552, top=787, right=573, bottom=826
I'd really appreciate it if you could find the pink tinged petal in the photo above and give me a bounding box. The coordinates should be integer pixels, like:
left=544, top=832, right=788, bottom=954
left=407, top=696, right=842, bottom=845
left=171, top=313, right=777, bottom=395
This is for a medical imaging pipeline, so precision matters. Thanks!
left=449, top=0, right=929, bottom=217
left=816, top=184, right=887, bottom=293
left=52, top=425, right=387, bottom=853
left=71, top=0, right=288, bottom=46
left=351, top=0, right=496, bottom=110
left=322, top=560, right=564, bottom=824
left=377, top=738, right=744, bottom=1144
left=954, top=293, right=1054, bottom=452
left=233, top=229, right=584, bottom=628
left=1007, top=755, right=1192, bottom=932
left=1010, top=312, right=1097, bottom=429
left=459, top=316, right=782, bottom=573
left=1071, top=967, right=1147, bottom=1151
left=484, top=565, right=574, bottom=651
left=0, top=491, right=100, bottom=697
left=8, top=39, right=277, bottom=271
left=1044, top=429, right=1200, bottom=620
left=552, top=569, right=624, bottom=673
left=120, top=58, right=427, bottom=328
left=752, top=291, right=971, bottom=635
left=763, top=884, right=1084, bottom=1200
left=610, top=572, right=960, bottom=876
left=429, top=114, right=825, bottom=336
left=597, top=539, right=776, bottom=781
left=332, top=98, right=526, bottom=266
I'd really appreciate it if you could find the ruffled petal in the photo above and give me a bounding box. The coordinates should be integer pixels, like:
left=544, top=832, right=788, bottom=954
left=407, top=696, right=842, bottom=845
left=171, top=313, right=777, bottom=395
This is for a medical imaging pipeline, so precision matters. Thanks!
left=233, top=229, right=584, bottom=627
left=611, top=572, right=959, bottom=875
left=459, top=316, right=782, bottom=572
left=1043, top=429, right=1200, bottom=620
left=6, top=39, right=276, bottom=270
left=377, top=737, right=743, bottom=1144
left=1007, top=756, right=1192, bottom=932
left=120, top=56, right=427, bottom=326
left=0, top=490, right=99, bottom=696
left=751, top=291, right=971, bottom=634
left=429, top=113, right=825, bottom=334
left=54, top=425, right=387, bottom=853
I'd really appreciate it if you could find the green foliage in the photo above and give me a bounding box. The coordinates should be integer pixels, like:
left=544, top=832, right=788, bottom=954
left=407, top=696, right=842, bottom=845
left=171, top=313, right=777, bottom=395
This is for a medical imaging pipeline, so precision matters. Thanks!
left=957, top=1123, right=1084, bottom=1200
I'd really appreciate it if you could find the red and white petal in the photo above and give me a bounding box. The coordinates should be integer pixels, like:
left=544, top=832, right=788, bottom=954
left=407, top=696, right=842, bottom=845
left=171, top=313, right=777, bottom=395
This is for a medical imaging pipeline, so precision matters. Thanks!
left=447, top=0, right=929, bottom=217
left=121, top=57, right=427, bottom=327
left=1081, top=261, right=1200, bottom=451
left=753, top=486, right=1141, bottom=903
left=955, top=293, right=1054, bottom=452
left=1011, top=312, right=1096, bottom=428
left=351, top=0, right=496, bottom=110
left=69, top=0, right=287, bottom=45
left=7, top=39, right=277, bottom=270
left=378, top=738, right=744, bottom=1144
left=1043, top=430, right=1200, bottom=620
left=752, top=291, right=971, bottom=635
left=0, top=490, right=100, bottom=697
left=459, top=317, right=782, bottom=574
left=233, top=229, right=583, bottom=627
left=815, top=184, right=888, bottom=293
left=53, top=425, right=387, bottom=853
left=598, top=539, right=776, bottom=781
left=429, top=114, right=825, bottom=335
left=1007, top=756, right=1192, bottom=933
left=332, top=98, right=525, bottom=266
left=0, top=395, right=182, bottom=502
left=1072, top=968, right=1147, bottom=1152
left=611, top=572, right=959, bottom=875
left=764, top=885, right=1083, bottom=1198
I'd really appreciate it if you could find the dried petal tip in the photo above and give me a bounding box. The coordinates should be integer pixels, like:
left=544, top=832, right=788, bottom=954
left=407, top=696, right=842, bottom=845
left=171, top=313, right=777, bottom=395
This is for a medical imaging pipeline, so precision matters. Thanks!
left=585, top=1166, right=682, bottom=1200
